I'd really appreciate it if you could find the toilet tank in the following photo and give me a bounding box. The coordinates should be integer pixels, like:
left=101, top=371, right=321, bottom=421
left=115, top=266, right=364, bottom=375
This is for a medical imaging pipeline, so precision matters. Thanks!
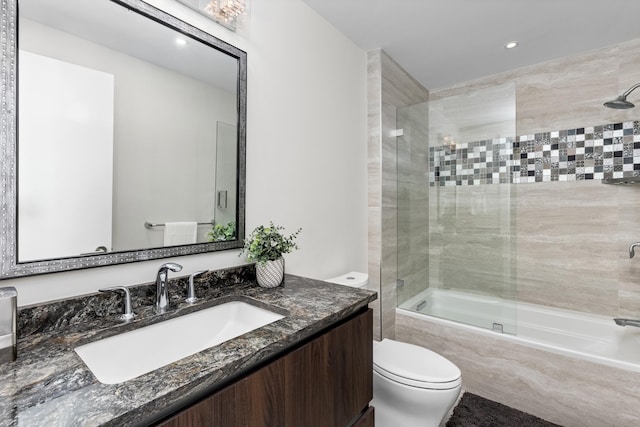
left=325, top=272, right=368, bottom=289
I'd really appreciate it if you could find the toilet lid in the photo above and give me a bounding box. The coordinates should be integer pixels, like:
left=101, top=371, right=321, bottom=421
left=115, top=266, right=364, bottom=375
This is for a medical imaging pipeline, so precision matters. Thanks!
left=373, top=339, right=461, bottom=389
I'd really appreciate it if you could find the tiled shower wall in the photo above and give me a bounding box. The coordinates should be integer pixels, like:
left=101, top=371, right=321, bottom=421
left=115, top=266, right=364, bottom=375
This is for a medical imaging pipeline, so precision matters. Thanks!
left=391, top=37, right=640, bottom=427
left=378, top=37, right=640, bottom=324
left=430, top=121, right=640, bottom=186
left=423, top=37, right=640, bottom=318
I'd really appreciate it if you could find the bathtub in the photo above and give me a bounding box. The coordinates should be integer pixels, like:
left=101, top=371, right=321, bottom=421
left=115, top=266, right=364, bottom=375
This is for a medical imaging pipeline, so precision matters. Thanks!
left=399, top=288, right=640, bottom=373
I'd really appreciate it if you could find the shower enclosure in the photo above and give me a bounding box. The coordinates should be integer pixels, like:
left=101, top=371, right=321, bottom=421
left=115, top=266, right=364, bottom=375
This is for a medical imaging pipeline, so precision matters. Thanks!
left=397, top=83, right=518, bottom=334
left=390, top=39, right=640, bottom=427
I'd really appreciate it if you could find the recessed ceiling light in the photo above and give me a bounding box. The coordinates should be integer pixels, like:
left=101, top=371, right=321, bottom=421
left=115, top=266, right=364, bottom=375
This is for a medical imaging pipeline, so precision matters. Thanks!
left=176, top=38, right=188, bottom=46
left=505, top=41, right=518, bottom=49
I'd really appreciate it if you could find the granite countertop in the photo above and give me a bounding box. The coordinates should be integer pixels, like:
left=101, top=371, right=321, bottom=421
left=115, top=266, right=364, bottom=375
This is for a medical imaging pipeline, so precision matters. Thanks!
left=0, top=268, right=377, bottom=426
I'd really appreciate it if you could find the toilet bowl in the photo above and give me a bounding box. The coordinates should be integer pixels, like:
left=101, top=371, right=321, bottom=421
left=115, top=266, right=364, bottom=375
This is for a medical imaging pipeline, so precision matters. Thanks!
left=326, top=273, right=462, bottom=427
left=372, top=339, right=461, bottom=427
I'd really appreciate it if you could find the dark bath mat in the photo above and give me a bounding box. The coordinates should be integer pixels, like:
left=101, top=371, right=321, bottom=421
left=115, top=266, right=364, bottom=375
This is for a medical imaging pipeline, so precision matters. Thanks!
left=446, top=392, right=562, bottom=427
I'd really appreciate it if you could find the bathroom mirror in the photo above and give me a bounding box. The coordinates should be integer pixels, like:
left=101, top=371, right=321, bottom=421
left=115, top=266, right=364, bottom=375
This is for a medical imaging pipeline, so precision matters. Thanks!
left=0, top=0, right=247, bottom=278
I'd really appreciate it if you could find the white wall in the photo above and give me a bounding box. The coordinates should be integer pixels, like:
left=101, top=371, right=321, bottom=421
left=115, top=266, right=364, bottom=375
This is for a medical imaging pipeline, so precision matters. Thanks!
left=6, top=0, right=368, bottom=306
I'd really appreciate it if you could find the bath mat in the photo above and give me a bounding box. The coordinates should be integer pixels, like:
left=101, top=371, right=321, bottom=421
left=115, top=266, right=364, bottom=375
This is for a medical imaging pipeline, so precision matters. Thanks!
left=446, top=392, right=562, bottom=427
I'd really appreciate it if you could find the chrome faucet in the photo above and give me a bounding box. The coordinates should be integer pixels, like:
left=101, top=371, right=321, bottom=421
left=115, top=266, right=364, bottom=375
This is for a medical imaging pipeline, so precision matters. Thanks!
left=155, top=263, right=182, bottom=314
left=614, top=318, right=640, bottom=328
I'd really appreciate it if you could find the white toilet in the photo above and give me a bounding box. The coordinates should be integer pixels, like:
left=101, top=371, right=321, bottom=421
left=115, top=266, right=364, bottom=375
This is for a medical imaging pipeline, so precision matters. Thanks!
left=326, top=272, right=462, bottom=427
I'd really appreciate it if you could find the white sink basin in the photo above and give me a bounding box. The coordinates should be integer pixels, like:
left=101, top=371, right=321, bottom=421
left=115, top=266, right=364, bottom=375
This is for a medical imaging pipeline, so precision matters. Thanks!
left=75, top=301, right=285, bottom=384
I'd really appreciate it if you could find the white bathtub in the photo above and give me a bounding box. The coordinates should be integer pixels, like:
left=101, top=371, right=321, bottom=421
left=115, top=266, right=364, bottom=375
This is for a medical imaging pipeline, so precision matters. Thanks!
left=399, top=288, right=640, bottom=373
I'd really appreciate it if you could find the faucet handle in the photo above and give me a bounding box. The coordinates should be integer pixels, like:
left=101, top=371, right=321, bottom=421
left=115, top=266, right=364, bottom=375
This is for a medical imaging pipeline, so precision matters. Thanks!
left=186, top=270, right=208, bottom=304
left=160, top=262, right=183, bottom=273
left=99, top=286, right=136, bottom=321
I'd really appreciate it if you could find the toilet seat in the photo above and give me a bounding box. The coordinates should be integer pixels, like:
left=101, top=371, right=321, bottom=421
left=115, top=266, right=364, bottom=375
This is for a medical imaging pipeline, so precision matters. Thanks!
left=373, top=339, right=461, bottom=390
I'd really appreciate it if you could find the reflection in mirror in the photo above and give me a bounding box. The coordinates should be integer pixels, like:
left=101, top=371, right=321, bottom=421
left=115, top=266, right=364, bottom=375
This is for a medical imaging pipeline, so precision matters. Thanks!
left=212, top=122, right=238, bottom=231
left=0, top=0, right=246, bottom=277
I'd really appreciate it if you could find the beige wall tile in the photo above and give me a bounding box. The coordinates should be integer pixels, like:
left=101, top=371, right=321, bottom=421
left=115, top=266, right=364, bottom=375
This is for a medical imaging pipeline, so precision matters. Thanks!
left=619, top=290, right=640, bottom=318
left=514, top=182, right=621, bottom=314
left=367, top=52, right=382, bottom=210
left=368, top=205, right=382, bottom=340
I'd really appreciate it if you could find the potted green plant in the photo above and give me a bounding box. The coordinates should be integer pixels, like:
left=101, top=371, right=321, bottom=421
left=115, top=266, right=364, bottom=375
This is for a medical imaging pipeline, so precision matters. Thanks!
left=241, top=221, right=301, bottom=288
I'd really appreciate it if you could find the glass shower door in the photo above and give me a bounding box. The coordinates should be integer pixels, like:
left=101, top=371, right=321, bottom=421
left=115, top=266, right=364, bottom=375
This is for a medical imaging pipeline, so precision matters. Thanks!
left=397, top=83, right=518, bottom=334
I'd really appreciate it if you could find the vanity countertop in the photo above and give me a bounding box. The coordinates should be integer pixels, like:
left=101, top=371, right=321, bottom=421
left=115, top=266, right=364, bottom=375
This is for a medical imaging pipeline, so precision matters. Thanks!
left=0, top=272, right=377, bottom=426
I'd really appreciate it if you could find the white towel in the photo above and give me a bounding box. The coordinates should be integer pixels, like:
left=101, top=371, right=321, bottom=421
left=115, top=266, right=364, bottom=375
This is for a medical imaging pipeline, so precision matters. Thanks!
left=164, top=222, right=198, bottom=246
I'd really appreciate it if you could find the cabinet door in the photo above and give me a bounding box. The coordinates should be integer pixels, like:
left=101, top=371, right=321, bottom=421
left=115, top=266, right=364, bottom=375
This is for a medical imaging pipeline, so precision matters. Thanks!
left=158, top=358, right=285, bottom=427
left=284, top=309, right=373, bottom=426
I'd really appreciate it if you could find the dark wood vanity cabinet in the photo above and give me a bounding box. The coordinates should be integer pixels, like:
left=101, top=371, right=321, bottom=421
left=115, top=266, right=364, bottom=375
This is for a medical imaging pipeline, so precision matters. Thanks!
left=158, top=308, right=373, bottom=427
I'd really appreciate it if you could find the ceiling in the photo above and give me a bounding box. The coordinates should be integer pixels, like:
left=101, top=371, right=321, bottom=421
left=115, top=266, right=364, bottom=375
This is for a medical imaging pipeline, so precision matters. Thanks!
left=299, top=0, right=640, bottom=91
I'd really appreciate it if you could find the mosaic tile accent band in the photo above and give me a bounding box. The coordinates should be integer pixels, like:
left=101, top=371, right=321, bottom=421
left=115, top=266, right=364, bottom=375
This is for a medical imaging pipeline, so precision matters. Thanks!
left=429, top=121, right=640, bottom=186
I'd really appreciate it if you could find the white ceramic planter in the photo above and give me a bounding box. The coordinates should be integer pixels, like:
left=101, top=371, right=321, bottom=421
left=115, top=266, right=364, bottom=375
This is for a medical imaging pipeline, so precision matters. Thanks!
left=256, top=257, right=285, bottom=288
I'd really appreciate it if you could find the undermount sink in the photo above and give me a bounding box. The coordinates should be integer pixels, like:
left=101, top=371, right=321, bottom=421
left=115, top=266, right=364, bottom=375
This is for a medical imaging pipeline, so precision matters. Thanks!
left=75, top=301, right=285, bottom=384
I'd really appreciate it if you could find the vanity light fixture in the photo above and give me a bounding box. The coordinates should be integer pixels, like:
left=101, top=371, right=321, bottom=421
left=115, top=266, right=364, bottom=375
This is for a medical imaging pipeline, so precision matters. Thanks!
left=505, top=41, right=519, bottom=49
left=177, top=0, right=248, bottom=31
left=205, top=0, right=246, bottom=24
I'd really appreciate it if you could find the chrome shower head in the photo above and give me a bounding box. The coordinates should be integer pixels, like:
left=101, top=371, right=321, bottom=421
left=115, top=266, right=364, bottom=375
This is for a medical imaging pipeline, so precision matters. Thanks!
left=603, top=95, right=635, bottom=109
left=604, top=83, right=640, bottom=109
